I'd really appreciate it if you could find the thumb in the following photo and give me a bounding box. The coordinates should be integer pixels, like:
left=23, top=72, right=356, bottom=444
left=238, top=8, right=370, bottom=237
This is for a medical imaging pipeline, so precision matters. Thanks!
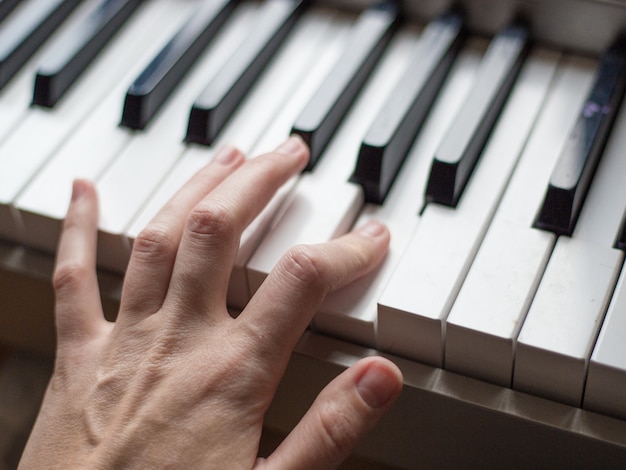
left=258, top=356, right=403, bottom=469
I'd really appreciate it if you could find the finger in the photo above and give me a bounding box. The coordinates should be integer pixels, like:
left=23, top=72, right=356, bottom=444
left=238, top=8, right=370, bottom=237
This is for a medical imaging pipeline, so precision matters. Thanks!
left=53, top=179, right=105, bottom=344
left=259, top=356, right=403, bottom=470
left=164, top=136, right=309, bottom=318
left=241, top=220, right=390, bottom=365
left=120, top=146, right=245, bottom=319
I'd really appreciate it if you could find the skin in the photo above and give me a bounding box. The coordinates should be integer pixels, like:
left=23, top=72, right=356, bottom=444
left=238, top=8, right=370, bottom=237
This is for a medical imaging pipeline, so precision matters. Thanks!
left=19, top=136, right=403, bottom=469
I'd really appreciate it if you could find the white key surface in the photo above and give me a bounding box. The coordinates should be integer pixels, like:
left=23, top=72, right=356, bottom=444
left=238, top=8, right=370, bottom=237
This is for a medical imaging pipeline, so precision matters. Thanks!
left=314, top=31, right=479, bottom=346
left=442, top=55, right=597, bottom=384
left=94, top=3, right=258, bottom=272
left=377, top=42, right=556, bottom=366
left=585, top=265, right=626, bottom=419
left=15, top=0, right=195, bottom=253
left=514, top=77, right=626, bottom=406
left=245, top=12, right=415, bottom=298
left=514, top=238, right=622, bottom=406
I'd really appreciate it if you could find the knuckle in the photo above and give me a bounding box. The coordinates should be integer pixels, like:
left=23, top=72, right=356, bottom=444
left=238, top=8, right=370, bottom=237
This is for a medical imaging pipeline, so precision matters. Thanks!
left=280, top=245, right=330, bottom=292
left=132, top=225, right=178, bottom=261
left=53, top=261, right=89, bottom=293
left=186, top=203, right=236, bottom=243
left=317, top=401, right=359, bottom=458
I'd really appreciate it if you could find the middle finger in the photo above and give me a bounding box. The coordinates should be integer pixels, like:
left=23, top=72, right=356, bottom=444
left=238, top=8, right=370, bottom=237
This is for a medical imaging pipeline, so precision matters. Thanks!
left=120, top=146, right=245, bottom=320
left=163, top=136, right=309, bottom=319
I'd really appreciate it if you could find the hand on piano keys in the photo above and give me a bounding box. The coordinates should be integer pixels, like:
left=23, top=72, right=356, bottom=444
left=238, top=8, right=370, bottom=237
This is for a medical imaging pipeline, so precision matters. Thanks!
left=1, top=0, right=626, bottom=466
left=19, top=138, right=403, bottom=468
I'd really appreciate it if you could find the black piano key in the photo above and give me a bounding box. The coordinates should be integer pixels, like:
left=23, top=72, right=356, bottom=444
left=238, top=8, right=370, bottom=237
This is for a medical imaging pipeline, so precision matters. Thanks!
left=535, top=40, right=626, bottom=236
left=121, top=0, right=238, bottom=130
left=186, top=0, right=308, bottom=146
left=291, top=2, right=400, bottom=171
left=0, top=0, right=20, bottom=23
left=616, top=209, right=626, bottom=251
left=351, top=12, right=465, bottom=204
left=425, top=23, right=530, bottom=207
left=0, top=0, right=82, bottom=90
left=33, top=0, right=143, bottom=108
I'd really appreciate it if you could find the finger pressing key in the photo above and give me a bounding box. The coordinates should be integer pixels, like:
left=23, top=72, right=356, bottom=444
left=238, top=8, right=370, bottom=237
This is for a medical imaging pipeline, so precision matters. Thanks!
left=119, top=146, right=245, bottom=321
left=164, top=136, right=309, bottom=320
left=241, top=220, right=390, bottom=370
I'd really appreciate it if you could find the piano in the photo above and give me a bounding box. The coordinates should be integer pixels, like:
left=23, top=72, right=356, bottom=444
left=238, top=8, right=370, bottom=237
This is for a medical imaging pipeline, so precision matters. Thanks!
left=1, top=0, right=626, bottom=467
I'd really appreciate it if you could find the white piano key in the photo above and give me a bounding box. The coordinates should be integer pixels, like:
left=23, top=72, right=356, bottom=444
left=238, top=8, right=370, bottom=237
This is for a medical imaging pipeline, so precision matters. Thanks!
left=14, top=0, right=196, bottom=253
left=444, top=55, right=597, bottom=385
left=228, top=11, right=352, bottom=309
left=313, top=32, right=483, bottom=347
left=95, top=3, right=258, bottom=273
left=513, top=74, right=626, bottom=406
left=585, top=265, right=626, bottom=419
left=0, top=0, right=103, bottom=146
left=445, top=223, right=554, bottom=385
left=514, top=238, right=623, bottom=406
left=126, top=11, right=338, bottom=236
left=0, top=0, right=195, bottom=243
left=376, top=45, right=556, bottom=366
left=245, top=18, right=417, bottom=299
left=125, top=10, right=340, bottom=305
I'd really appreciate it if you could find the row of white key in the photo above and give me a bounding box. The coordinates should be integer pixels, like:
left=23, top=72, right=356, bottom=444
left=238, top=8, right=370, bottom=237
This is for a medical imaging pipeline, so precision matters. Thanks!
left=244, top=21, right=432, bottom=310
left=444, top=55, right=597, bottom=386
left=11, top=0, right=196, bottom=250
left=128, top=9, right=350, bottom=308
left=515, top=73, right=626, bottom=407
left=312, top=35, right=486, bottom=346
left=377, top=48, right=564, bottom=363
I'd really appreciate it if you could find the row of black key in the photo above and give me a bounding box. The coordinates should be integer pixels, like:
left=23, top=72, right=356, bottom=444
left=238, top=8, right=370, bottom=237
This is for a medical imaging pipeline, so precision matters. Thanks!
left=33, top=0, right=143, bottom=107
left=0, top=0, right=82, bottom=90
left=186, top=0, right=308, bottom=145
left=3, top=0, right=625, bottom=240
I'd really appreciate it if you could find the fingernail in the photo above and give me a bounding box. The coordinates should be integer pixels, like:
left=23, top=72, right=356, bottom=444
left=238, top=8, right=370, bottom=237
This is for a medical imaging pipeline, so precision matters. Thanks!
left=276, top=135, right=308, bottom=157
left=214, top=145, right=242, bottom=165
left=71, top=179, right=89, bottom=201
left=355, top=220, right=386, bottom=238
left=356, top=362, right=400, bottom=409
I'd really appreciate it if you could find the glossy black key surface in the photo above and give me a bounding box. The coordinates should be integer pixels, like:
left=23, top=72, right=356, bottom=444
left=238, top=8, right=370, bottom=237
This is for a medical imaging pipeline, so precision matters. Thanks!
left=616, top=208, right=626, bottom=251
left=535, top=39, right=626, bottom=236
left=121, top=0, right=238, bottom=130
left=33, top=0, right=143, bottom=108
left=292, top=2, right=400, bottom=171
left=351, top=12, right=464, bottom=204
left=425, top=23, right=529, bottom=207
left=186, top=0, right=308, bottom=146
left=0, top=0, right=81, bottom=90
left=0, top=0, right=20, bottom=23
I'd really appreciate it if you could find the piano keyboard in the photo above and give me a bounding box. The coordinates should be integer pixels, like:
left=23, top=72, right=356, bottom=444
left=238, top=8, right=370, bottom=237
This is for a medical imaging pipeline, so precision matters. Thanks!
left=2, top=0, right=626, bottom=466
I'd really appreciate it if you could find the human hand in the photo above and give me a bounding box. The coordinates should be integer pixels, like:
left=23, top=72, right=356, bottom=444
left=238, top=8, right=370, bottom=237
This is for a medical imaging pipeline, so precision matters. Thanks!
left=20, top=136, right=403, bottom=469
